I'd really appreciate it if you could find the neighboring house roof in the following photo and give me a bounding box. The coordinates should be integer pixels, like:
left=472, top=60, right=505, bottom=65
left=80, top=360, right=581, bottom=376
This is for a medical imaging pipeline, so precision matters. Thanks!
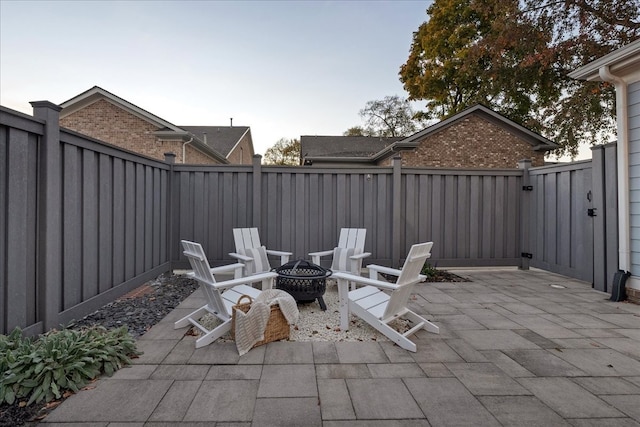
left=301, top=136, right=403, bottom=163
left=59, top=86, right=254, bottom=164
left=303, top=104, right=558, bottom=164
left=180, top=126, right=252, bottom=158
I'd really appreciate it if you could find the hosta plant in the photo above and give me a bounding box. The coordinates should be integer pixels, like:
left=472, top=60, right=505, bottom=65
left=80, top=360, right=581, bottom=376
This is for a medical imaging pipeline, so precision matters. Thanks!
left=0, top=326, right=140, bottom=405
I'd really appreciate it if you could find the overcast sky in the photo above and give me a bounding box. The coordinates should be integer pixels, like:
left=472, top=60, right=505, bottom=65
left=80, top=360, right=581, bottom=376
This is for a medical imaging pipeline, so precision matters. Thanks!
left=1, top=0, right=435, bottom=155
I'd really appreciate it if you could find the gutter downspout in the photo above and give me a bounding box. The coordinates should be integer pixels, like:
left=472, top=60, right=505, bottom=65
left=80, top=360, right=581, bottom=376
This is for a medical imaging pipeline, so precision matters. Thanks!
left=599, top=65, right=630, bottom=273
left=182, top=136, right=194, bottom=164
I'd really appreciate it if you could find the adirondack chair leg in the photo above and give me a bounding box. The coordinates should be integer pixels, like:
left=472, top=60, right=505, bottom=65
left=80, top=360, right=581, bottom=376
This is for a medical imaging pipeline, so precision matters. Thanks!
left=350, top=303, right=417, bottom=352
left=403, top=310, right=440, bottom=334
left=174, top=306, right=209, bottom=329
left=336, top=277, right=350, bottom=330
left=194, top=319, right=232, bottom=349
left=259, top=277, right=274, bottom=291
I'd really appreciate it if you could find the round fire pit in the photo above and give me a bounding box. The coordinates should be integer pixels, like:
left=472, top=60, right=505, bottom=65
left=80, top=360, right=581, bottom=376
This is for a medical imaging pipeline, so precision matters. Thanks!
left=273, top=259, right=332, bottom=311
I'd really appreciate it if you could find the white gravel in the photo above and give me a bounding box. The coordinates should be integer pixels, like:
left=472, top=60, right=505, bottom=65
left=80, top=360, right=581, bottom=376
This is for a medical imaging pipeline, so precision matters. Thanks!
left=199, top=279, right=412, bottom=343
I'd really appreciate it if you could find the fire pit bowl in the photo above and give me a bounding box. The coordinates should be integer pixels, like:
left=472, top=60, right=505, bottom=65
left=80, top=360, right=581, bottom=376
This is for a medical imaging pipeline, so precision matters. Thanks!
left=273, top=259, right=332, bottom=311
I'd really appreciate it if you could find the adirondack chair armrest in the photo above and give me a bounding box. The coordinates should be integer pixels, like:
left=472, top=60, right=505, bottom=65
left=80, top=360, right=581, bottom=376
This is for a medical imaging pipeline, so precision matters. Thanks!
left=350, top=251, right=371, bottom=260
left=209, top=263, right=244, bottom=274
left=308, top=249, right=334, bottom=265
left=210, top=263, right=245, bottom=279
left=265, top=249, right=292, bottom=265
left=185, top=263, right=245, bottom=280
left=215, top=271, right=278, bottom=290
left=308, top=249, right=334, bottom=257
left=265, top=249, right=292, bottom=257
left=229, top=252, right=252, bottom=262
left=332, top=271, right=398, bottom=291
left=367, top=264, right=402, bottom=279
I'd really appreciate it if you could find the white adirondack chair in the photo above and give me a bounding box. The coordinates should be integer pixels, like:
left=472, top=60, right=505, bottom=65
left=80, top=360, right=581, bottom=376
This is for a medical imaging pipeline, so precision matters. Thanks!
left=332, top=242, right=439, bottom=352
left=175, top=240, right=277, bottom=348
left=309, top=228, right=371, bottom=275
left=229, top=227, right=292, bottom=275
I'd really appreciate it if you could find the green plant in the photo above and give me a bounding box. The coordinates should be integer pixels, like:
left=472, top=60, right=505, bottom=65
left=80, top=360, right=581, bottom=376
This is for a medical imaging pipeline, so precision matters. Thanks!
left=421, top=262, right=438, bottom=279
left=0, top=326, right=140, bottom=406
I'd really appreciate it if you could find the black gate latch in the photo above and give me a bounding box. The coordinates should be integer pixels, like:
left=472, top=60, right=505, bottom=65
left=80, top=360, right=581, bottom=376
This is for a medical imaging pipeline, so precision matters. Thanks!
left=588, top=208, right=597, bottom=217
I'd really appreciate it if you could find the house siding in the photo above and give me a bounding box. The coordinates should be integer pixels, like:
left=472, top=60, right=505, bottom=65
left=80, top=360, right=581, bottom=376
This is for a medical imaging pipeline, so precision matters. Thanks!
left=628, top=81, right=640, bottom=279
left=60, top=99, right=221, bottom=164
left=394, top=115, right=546, bottom=168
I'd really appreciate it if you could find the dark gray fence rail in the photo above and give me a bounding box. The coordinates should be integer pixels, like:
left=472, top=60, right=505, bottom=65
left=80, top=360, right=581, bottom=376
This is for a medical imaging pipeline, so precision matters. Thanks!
left=1, top=103, right=619, bottom=336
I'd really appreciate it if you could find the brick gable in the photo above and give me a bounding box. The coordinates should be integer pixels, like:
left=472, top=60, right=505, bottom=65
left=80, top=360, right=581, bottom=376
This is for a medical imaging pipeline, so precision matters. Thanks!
left=398, top=115, right=546, bottom=168
left=60, top=99, right=220, bottom=164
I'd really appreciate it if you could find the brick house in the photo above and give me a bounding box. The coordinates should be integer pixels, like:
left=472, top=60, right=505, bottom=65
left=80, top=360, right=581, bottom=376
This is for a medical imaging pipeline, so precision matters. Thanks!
left=301, top=104, right=558, bottom=168
left=59, top=86, right=255, bottom=165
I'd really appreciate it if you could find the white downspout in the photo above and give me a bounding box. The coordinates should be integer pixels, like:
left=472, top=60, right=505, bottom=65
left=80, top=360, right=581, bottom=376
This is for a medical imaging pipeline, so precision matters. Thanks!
left=599, top=65, right=630, bottom=272
left=182, top=136, right=193, bottom=164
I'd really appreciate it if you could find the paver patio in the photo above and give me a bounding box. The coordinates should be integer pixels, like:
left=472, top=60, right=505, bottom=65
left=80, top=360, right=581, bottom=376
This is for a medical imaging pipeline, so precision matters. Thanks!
left=41, top=268, right=640, bottom=426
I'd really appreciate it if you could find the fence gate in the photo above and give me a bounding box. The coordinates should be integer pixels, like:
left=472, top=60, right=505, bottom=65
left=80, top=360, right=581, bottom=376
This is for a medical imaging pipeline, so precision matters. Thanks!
left=527, top=161, right=595, bottom=283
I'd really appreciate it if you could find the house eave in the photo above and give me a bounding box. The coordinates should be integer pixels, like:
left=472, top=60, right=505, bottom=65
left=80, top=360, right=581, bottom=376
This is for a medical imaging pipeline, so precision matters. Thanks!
left=569, top=39, right=640, bottom=82
left=153, top=130, right=229, bottom=164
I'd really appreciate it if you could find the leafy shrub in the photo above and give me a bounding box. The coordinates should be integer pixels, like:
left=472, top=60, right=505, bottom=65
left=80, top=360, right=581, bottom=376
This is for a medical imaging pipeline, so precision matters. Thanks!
left=0, top=326, right=140, bottom=406
left=421, top=262, right=438, bottom=279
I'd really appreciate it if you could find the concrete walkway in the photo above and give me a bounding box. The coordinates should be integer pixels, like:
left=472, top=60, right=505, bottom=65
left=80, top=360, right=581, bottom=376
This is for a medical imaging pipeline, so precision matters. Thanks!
left=41, top=268, right=640, bottom=426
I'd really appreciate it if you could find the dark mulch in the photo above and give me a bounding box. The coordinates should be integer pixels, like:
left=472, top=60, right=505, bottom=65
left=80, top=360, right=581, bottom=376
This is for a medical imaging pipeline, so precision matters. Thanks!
left=382, top=269, right=470, bottom=283
left=424, top=270, right=470, bottom=282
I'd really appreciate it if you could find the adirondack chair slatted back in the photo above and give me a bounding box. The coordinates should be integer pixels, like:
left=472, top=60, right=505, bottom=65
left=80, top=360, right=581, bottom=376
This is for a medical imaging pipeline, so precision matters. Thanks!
left=337, top=228, right=366, bottom=252
left=384, top=242, right=433, bottom=319
left=181, top=240, right=229, bottom=319
left=233, top=228, right=262, bottom=253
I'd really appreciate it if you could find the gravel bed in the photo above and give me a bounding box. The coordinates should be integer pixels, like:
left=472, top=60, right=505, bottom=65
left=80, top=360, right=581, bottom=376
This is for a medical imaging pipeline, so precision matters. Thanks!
left=68, top=272, right=198, bottom=338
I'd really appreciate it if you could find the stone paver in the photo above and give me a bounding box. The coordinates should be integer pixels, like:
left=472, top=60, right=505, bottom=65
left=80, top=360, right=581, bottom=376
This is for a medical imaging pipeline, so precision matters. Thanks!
left=502, top=349, right=586, bottom=377
left=405, top=377, right=500, bottom=426
left=446, top=362, right=531, bottom=395
left=44, top=380, right=173, bottom=422
left=347, top=378, right=424, bottom=419
left=41, top=268, right=640, bottom=425
left=183, top=380, right=258, bottom=422
left=478, top=395, right=571, bottom=426
left=517, top=377, right=625, bottom=418
left=257, top=364, right=317, bottom=397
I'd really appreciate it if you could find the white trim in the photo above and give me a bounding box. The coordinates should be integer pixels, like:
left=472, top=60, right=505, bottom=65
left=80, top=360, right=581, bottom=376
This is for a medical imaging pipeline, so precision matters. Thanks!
left=599, top=66, right=631, bottom=273
left=627, top=275, right=640, bottom=291
left=226, top=127, right=252, bottom=159
left=569, top=39, right=640, bottom=82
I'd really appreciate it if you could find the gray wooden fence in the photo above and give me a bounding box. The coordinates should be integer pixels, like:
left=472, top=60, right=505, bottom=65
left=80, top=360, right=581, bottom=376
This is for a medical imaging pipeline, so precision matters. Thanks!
left=522, top=144, right=618, bottom=290
left=0, top=103, right=619, bottom=336
left=1, top=103, right=171, bottom=336
left=170, top=162, right=525, bottom=270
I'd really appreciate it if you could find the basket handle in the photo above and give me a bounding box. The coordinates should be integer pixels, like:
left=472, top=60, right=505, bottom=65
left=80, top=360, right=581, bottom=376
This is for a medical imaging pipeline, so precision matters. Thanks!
left=236, top=294, right=253, bottom=305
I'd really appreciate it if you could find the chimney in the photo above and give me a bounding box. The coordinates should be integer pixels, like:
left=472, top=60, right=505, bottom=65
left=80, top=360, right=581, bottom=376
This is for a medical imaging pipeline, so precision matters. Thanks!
left=203, top=132, right=207, bottom=143
left=230, top=117, right=233, bottom=127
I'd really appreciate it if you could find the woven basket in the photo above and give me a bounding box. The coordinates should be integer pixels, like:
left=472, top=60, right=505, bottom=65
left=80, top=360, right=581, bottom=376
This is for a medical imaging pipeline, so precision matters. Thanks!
left=231, top=295, right=290, bottom=348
